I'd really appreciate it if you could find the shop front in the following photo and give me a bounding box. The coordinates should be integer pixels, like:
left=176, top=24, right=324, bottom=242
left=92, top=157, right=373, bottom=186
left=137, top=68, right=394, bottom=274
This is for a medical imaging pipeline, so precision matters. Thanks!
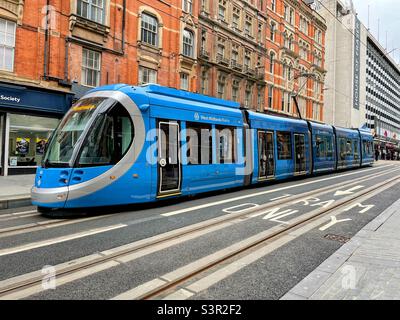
left=0, top=82, right=73, bottom=176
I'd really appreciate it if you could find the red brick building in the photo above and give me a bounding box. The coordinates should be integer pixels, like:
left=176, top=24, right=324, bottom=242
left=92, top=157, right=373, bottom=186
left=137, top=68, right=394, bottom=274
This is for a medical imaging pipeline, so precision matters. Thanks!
left=265, top=0, right=326, bottom=121
left=0, top=0, right=199, bottom=175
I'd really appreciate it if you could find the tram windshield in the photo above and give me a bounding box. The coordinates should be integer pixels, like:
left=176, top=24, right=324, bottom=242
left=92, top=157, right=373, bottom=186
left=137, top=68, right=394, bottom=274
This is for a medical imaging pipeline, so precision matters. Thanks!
left=42, top=97, right=109, bottom=167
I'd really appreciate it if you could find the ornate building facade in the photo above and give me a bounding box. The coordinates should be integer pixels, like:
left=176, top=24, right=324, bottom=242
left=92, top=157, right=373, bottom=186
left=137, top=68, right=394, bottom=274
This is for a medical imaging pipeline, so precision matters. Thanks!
left=197, top=0, right=326, bottom=120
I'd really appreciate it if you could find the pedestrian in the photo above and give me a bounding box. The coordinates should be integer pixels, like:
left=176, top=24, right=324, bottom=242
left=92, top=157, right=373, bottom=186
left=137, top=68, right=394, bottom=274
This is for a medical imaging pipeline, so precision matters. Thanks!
left=375, top=148, right=379, bottom=162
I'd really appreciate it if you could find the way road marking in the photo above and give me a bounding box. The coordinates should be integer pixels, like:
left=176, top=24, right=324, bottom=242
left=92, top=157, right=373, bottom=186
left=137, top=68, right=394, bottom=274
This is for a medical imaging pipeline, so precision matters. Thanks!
left=0, top=224, right=126, bottom=257
left=222, top=203, right=259, bottom=214
left=161, top=165, right=391, bottom=217
left=319, top=216, right=352, bottom=231
left=334, top=186, right=364, bottom=196
left=343, top=203, right=375, bottom=214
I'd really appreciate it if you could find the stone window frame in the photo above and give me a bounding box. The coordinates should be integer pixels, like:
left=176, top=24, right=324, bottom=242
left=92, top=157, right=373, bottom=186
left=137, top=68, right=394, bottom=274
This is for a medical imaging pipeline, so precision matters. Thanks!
left=137, top=7, right=164, bottom=50
left=0, top=17, right=16, bottom=72
left=138, top=65, right=158, bottom=85
left=182, top=28, right=195, bottom=58
left=81, top=47, right=101, bottom=87
left=180, top=72, right=190, bottom=90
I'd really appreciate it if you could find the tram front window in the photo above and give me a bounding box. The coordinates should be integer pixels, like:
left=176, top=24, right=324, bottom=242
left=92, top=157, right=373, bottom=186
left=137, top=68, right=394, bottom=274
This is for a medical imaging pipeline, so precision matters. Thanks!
left=77, top=103, right=134, bottom=167
left=43, top=97, right=108, bottom=167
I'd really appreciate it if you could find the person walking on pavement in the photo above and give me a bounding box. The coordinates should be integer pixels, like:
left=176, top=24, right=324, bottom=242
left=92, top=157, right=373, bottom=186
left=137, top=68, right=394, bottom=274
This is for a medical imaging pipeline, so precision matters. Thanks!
left=375, top=148, right=380, bottom=162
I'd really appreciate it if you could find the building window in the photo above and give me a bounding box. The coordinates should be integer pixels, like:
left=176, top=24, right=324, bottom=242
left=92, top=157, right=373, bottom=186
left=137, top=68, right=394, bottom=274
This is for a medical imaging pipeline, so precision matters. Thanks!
left=217, top=73, right=226, bottom=99
left=257, top=23, right=263, bottom=43
left=271, top=0, right=276, bottom=11
left=77, top=0, right=104, bottom=24
left=183, top=29, right=194, bottom=57
left=180, top=73, right=189, bottom=90
left=200, top=70, right=208, bottom=94
left=269, top=52, right=275, bottom=74
left=245, top=83, right=252, bottom=108
left=0, top=18, right=16, bottom=72
left=232, top=7, right=241, bottom=30
left=82, top=48, right=101, bottom=87
left=141, top=13, right=158, bottom=46
left=200, top=68, right=208, bottom=94
left=289, top=8, right=294, bottom=25
left=182, top=0, right=193, bottom=14
left=270, top=22, right=276, bottom=42
left=257, top=86, right=263, bottom=109
left=277, top=131, right=292, bottom=160
left=232, top=79, right=240, bottom=102
left=218, top=0, right=227, bottom=21
left=245, top=14, right=252, bottom=37
left=244, top=50, right=251, bottom=69
left=268, top=86, right=273, bottom=109
left=139, top=66, right=157, bottom=84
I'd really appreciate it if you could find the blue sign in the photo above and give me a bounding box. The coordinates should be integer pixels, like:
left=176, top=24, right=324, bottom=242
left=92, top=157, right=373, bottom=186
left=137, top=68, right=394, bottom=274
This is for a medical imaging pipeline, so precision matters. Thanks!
left=0, top=83, right=73, bottom=114
left=353, top=17, right=361, bottom=110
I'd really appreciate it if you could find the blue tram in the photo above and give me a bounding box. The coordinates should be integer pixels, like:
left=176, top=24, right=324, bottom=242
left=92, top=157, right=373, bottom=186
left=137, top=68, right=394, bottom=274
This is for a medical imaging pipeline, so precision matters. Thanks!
left=31, top=84, right=374, bottom=211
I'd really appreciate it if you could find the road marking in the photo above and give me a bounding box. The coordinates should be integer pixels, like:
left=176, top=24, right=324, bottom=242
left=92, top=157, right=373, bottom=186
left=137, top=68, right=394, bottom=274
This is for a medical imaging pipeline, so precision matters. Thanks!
left=161, top=166, right=390, bottom=217
left=222, top=203, right=259, bottom=214
left=310, top=199, right=335, bottom=209
left=111, top=279, right=168, bottom=300
left=0, top=224, right=127, bottom=257
left=270, top=194, right=292, bottom=201
left=293, top=197, right=320, bottom=206
left=1, top=260, right=119, bottom=300
left=343, top=203, right=375, bottom=214
left=334, top=186, right=364, bottom=196
left=319, top=216, right=352, bottom=231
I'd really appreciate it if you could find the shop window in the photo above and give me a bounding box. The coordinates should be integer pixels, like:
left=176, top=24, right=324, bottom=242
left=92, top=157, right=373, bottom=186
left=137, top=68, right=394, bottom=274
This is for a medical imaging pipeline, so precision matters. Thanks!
left=277, top=131, right=292, bottom=160
left=186, top=122, right=212, bottom=165
left=8, top=114, right=59, bottom=168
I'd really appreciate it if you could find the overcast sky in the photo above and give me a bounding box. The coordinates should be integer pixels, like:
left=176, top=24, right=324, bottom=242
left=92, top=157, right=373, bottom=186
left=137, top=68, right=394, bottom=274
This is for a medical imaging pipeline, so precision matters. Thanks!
left=352, top=0, right=400, bottom=63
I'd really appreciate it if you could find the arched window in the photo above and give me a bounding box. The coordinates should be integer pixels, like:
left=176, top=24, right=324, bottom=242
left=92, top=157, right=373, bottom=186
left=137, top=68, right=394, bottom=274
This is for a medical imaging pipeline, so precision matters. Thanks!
left=141, top=13, right=158, bottom=46
left=183, top=29, right=194, bottom=57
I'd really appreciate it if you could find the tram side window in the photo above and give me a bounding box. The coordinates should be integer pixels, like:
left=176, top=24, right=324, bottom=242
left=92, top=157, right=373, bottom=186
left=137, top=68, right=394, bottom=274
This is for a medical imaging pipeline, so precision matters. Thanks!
left=316, top=135, right=327, bottom=158
left=339, top=138, right=346, bottom=160
left=354, top=139, right=359, bottom=160
left=216, top=125, right=237, bottom=164
left=346, top=139, right=353, bottom=156
left=326, top=135, right=333, bottom=158
left=186, top=122, right=212, bottom=165
left=78, top=103, right=134, bottom=166
left=364, top=140, right=372, bottom=156
left=277, top=131, right=292, bottom=160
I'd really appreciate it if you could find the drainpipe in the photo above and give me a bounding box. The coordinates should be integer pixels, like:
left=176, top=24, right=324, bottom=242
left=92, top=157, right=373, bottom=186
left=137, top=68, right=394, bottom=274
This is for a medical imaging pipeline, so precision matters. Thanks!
left=64, top=37, right=69, bottom=81
left=43, top=0, right=50, bottom=79
left=121, top=0, right=126, bottom=55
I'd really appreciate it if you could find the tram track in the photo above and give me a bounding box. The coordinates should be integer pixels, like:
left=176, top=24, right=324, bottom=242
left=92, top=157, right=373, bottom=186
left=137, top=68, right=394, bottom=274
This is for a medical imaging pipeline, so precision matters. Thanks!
left=137, top=173, right=400, bottom=300
left=0, top=167, right=399, bottom=299
left=0, top=166, right=397, bottom=239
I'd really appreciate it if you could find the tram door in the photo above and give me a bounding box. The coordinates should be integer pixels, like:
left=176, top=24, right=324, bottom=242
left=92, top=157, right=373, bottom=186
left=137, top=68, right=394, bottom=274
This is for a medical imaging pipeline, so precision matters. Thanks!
left=158, top=121, right=181, bottom=195
left=294, top=133, right=306, bottom=174
left=258, top=131, right=275, bottom=179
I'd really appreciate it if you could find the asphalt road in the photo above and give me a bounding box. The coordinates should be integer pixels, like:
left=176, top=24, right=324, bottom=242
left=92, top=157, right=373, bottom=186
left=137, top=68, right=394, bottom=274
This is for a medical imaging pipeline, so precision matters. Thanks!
left=0, top=161, right=399, bottom=300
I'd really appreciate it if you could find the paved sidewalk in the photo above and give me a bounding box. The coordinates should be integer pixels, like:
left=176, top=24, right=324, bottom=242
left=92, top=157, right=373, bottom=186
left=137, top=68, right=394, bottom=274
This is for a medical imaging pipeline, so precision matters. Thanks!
left=0, top=174, right=35, bottom=198
left=281, top=198, right=400, bottom=300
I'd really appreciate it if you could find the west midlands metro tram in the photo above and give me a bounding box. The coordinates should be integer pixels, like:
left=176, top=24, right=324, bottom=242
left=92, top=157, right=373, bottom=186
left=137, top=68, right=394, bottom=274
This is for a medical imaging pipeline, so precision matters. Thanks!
left=31, top=84, right=374, bottom=211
